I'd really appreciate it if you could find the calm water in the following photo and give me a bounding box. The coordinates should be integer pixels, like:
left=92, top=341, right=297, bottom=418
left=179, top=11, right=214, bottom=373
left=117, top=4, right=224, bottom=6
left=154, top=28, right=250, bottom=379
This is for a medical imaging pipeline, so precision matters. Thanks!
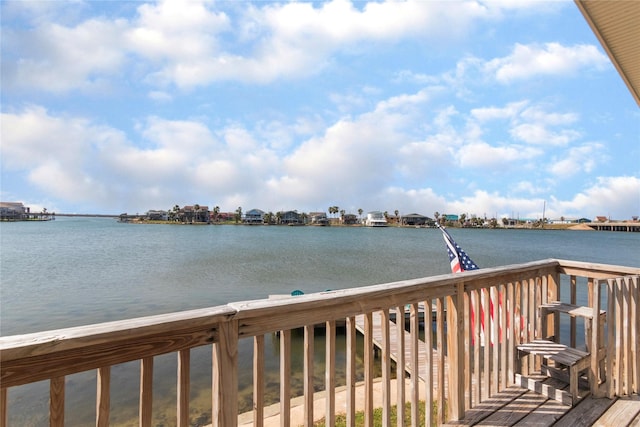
left=2, top=217, right=639, bottom=425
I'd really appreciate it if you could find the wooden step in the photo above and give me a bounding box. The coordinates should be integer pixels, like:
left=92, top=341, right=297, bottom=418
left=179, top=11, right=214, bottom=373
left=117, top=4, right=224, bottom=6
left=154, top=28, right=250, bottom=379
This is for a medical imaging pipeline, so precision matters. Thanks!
left=539, top=301, right=605, bottom=319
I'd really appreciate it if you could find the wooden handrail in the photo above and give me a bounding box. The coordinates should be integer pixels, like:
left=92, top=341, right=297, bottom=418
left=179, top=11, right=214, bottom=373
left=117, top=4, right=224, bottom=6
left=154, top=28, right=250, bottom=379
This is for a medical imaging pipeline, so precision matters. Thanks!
left=1, top=259, right=638, bottom=427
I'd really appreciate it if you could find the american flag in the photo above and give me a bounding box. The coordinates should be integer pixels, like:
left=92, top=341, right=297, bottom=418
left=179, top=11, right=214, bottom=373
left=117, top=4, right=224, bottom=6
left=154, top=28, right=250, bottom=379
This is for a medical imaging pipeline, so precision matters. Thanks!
left=440, top=226, right=479, bottom=273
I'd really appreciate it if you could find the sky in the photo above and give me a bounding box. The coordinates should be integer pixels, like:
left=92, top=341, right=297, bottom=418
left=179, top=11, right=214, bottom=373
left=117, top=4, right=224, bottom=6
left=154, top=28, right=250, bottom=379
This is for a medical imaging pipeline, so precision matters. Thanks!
left=1, top=0, right=639, bottom=220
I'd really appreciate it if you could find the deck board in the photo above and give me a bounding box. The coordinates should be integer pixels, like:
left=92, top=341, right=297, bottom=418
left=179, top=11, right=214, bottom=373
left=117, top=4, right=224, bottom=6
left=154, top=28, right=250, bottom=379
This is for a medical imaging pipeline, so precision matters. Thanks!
left=593, top=395, right=640, bottom=427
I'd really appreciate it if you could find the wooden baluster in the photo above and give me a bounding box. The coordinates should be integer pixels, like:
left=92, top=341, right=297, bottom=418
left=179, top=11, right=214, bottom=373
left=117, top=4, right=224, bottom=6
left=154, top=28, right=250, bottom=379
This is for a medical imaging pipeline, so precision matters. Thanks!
left=500, top=284, right=507, bottom=391
left=447, top=283, right=464, bottom=422
left=409, top=303, right=418, bottom=427
left=506, top=283, right=515, bottom=386
left=381, top=310, right=391, bottom=427
left=463, top=291, right=471, bottom=410
left=570, top=276, right=577, bottom=348
left=471, top=290, right=480, bottom=404
left=140, top=357, right=153, bottom=427
left=394, top=306, right=405, bottom=427
left=606, top=277, right=616, bottom=399
left=303, top=325, right=314, bottom=427
left=96, top=366, right=110, bottom=427
left=491, top=286, right=499, bottom=396
left=346, top=316, right=356, bottom=427
left=177, top=350, right=190, bottom=427
left=1, top=387, right=7, bottom=427
left=279, top=329, right=291, bottom=427
left=364, top=312, right=374, bottom=427
left=436, top=297, right=445, bottom=424
left=424, top=298, right=433, bottom=427
left=483, top=288, right=491, bottom=399
left=253, top=335, right=265, bottom=427
left=50, top=376, right=65, bottom=427
left=325, top=320, right=336, bottom=427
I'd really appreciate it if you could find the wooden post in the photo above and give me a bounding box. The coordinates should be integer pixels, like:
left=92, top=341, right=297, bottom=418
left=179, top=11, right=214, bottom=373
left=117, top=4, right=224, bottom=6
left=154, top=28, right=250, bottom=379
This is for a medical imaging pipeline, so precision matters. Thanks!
left=446, top=282, right=465, bottom=421
left=591, top=280, right=602, bottom=397
left=213, top=320, right=239, bottom=427
left=424, top=298, right=433, bottom=427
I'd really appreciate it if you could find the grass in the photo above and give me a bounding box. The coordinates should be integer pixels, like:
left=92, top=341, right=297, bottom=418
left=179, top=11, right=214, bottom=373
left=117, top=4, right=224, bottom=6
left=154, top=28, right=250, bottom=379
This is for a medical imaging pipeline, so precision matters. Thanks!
left=312, top=400, right=446, bottom=426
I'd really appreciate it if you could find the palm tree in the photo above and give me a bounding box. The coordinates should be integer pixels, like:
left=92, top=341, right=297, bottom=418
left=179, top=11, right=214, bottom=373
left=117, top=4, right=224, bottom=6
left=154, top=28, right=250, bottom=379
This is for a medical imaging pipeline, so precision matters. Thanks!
left=358, top=208, right=363, bottom=221
left=434, top=212, right=440, bottom=224
left=394, top=209, right=399, bottom=224
left=460, top=213, right=467, bottom=227
left=213, top=206, right=220, bottom=222
left=194, top=204, right=201, bottom=223
left=235, top=207, right=242, bottom=224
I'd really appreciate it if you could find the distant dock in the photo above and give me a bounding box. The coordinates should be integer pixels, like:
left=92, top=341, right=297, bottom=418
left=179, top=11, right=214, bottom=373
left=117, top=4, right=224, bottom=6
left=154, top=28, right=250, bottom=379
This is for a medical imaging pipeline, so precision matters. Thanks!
left=586, top=222, right=640, bottom=232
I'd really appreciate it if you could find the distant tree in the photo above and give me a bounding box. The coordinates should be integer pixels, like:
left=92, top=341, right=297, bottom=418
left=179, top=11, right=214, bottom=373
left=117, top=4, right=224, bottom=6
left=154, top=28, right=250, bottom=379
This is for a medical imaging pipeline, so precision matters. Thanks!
left=235, top=206, right=242, bottom=224
left=394, top=210, right=399, bottom=224
left=358, top=208, right=363, bottom=220
left=213, top=206, right=220, bottom=222
left=459, top=213, right=466, bottom=226
left=276, top=211, right=282, bottom=224
left=502, top=217, right=509, bottom=226
left=194, top=204, right=201, bottom=223
left=434, top=212, right=440, bottom=223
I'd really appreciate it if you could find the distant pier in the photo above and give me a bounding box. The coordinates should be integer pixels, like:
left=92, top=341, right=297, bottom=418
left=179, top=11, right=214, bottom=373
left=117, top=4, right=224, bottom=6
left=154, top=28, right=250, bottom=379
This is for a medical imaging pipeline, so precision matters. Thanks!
left=586, top=222, right=640, bottom=232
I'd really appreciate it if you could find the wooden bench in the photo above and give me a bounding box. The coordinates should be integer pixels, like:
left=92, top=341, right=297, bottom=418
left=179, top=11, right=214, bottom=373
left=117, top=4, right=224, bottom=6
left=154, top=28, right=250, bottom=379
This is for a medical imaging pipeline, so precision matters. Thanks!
left=516, top=339, right=590, bottom=405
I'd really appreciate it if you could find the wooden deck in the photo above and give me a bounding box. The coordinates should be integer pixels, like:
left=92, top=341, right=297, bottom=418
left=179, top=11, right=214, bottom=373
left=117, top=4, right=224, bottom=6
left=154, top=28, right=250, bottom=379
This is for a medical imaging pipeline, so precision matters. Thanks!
left=445, top=377, right=640, bottom=426
left=356, top=310, right=640, bottom=426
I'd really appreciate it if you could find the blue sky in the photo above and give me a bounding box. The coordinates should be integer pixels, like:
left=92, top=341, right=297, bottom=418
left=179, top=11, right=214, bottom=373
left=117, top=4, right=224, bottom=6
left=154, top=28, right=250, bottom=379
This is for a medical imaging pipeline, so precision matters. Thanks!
left=2, top=0, right=639, bottom=220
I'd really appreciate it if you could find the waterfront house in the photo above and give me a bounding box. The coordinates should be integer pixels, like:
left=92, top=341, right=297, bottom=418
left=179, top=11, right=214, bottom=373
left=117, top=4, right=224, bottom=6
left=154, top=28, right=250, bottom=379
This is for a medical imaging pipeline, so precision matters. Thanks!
left=309, top=212, right=329, bottom=225
left=279, top=210, right=301, bottom=224
left=146, top=210, right=168, bottom=221
left=244, top=209, right=265, bottom=224
left=401, top=213, right=432, bottom=226
left=0, top=202, right=28, bottom=221
left=341, top=213, right=359, bottom=225
left=364, top=211, right=388, bottom=227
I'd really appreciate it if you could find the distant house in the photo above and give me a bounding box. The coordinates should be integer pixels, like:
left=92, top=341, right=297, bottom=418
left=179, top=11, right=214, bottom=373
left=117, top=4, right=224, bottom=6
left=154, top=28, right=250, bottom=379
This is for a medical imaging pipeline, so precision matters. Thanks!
left=596, top=216, right=609, bottom=223
left=279, top=210, right=301, bottom=224
left=364, top=211, right=388, bottom=227
left=342, top=213, right=358, bottom=225
left=444, top=214, right=459, bottom=222
left=146, top=210, right=168, bottom=221
left=244, top=209, right=265, bottom=224
left=309, top=212, right=329, bottom=225
left=401, top=213, right=432, bottom=226
left=0, top=202, right=28, bottom=220
left=180, top=205, right=210, bottom=223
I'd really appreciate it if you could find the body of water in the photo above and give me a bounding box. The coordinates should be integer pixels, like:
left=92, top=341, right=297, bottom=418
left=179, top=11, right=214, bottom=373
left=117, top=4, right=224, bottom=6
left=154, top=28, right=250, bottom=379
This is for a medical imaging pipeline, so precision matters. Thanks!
left=2, top=217, right=638, bottom=425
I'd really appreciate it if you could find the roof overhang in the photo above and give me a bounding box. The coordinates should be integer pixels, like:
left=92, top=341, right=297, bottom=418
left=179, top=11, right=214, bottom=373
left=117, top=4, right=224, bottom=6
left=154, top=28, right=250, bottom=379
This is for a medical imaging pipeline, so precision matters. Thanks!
left=575, top=0, right=640, bottom=107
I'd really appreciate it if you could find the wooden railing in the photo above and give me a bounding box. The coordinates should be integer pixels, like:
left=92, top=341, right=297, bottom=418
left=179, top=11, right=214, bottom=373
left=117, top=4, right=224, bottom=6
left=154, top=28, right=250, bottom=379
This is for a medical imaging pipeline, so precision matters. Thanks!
left=1, top=259, right=638, bottom=426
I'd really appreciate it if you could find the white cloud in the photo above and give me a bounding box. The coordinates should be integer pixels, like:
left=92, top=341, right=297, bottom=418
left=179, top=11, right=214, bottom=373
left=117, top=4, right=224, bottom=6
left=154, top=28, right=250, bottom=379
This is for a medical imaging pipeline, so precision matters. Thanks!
left=548, top=142, right=605, bottom=177
left=4, top=19, right=128, bottom=92
left=485, top=42, right=609, bottom=83
left=554, top=176, right=640, bottom=220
